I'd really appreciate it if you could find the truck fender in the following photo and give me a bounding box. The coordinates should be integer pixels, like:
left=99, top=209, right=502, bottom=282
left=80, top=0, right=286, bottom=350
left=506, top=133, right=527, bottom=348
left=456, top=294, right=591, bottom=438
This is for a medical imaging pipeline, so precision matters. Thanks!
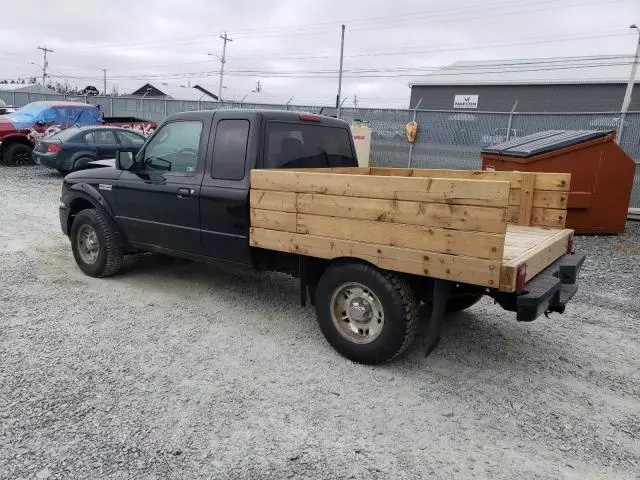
left=0, top=133, right=34, bottom=151
left=65, top=184, right=125, bottom=250
left=69, top=183, right=116, bottom=219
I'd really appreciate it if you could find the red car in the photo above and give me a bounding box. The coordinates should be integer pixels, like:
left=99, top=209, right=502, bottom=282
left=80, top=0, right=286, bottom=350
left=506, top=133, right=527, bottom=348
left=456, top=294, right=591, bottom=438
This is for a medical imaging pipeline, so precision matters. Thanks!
left=0, top=101, right=156, bottom=166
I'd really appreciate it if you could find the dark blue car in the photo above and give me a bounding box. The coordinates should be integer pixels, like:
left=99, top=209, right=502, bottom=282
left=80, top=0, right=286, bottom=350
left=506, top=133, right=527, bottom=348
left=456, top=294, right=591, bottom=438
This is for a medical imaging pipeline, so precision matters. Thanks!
left=34, top=126, right=146, bottom=173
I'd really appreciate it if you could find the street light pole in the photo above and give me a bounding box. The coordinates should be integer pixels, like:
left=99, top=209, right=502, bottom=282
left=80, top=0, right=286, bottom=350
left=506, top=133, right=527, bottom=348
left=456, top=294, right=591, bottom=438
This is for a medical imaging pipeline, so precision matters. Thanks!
left=336, top=24, right=345, bottom=119
left=618, top=24, right=640, bottom=144
left=218, top=32, right=233, bottom=102
left=36, top=46, right=53, bottom=93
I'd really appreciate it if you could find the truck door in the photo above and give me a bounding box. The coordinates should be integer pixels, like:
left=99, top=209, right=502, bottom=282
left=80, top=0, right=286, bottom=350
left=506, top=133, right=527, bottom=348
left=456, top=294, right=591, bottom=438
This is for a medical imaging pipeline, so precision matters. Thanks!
left=200, top=113, right=256, bottom=264
left=115, top=116, right=211, bottom=254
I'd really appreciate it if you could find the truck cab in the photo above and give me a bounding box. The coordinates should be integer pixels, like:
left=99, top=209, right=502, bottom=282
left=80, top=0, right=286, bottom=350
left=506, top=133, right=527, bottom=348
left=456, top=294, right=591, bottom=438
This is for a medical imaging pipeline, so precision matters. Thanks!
left=60, top=110, right=357, bottom=267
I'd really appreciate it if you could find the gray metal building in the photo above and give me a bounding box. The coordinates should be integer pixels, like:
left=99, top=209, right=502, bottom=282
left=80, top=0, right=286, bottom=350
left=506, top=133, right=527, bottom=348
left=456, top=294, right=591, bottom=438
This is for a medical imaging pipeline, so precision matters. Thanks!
left=409, top=56, right=640, bottom=112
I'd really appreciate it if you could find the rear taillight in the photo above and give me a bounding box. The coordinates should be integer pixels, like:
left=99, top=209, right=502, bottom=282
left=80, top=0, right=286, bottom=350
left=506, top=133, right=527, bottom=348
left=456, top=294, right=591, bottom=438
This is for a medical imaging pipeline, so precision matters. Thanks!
left=516, top=264, right=527, bottom=295
left=567, top=234, right=574, bottom=254
left=47, top=144, right=61, bottom=153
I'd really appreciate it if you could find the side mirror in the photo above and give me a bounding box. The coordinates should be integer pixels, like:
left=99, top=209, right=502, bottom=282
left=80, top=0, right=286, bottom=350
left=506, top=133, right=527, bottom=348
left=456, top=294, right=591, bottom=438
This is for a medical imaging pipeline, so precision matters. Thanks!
left=116, top=150, right=136, bottom=171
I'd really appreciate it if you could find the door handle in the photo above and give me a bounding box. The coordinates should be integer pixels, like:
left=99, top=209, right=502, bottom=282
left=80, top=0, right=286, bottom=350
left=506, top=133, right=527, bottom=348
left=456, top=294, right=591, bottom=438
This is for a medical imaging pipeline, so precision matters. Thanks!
left=177, top=187, right=194, bottom=199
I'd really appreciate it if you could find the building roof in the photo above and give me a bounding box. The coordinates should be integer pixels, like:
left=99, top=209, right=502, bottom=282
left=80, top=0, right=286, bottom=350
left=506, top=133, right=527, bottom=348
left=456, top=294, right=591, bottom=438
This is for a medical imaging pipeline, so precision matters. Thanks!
left=410, top=55, right=638, bottom=87
left=129, top=82, right=218, bottom=101
left=0, top=83, right=57, bottom=93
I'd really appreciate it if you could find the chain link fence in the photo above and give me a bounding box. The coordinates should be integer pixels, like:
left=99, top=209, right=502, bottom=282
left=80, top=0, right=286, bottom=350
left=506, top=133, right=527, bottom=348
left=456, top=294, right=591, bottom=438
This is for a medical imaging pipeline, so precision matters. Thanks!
left=1, top=90, right=639, bottom=207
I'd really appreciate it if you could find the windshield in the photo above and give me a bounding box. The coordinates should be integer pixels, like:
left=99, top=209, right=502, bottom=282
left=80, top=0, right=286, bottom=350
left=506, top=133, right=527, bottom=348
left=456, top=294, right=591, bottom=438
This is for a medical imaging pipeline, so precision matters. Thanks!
left=14, top=102, right=48, bottom=118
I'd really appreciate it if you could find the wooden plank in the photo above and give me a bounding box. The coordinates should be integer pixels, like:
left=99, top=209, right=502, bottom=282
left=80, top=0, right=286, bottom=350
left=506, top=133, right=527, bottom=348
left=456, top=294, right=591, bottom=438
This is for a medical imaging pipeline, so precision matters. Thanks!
left=296, top=213, right=504, bottom=260
left=296, top=193, right=507, bottom=233
left=507, top=206, right=567, bottom=228
left=251, top=170, right=511, bottom=207
left=517, top=173, right=536, bottom=226
left=250, top=227, right=502, bottom=287
left=518, top=229, right=572, bottom=280
left=250, top=190, right=297, bottom=212
left=500, top=228, right=572, bottom=291
left=289, top=167, right=371, bottom=175
left=509, top=189, right=568, bottom=209
left=367, top=168, right=571, bottom=191
left=250, top=209, right=297, bottom=232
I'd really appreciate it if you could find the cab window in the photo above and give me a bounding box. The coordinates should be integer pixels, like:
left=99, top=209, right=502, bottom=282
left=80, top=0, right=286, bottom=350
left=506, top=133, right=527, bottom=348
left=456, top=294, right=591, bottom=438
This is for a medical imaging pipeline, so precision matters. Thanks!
left=265, top=122, right=354, bottom=169
left=141, top=121, right=202, bottom=173
left=211, top=119, right=249, bottom=180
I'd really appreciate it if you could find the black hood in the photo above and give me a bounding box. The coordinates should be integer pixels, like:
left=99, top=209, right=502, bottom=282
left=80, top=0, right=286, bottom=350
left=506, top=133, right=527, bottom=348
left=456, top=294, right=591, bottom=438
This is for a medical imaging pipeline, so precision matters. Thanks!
left=65, top=160, right=121, bottom=181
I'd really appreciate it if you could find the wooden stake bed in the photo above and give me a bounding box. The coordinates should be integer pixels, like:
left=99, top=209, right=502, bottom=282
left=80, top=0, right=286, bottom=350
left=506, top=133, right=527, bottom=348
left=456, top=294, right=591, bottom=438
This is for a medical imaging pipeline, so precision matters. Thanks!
left=250, top=168, right=572, bottom=293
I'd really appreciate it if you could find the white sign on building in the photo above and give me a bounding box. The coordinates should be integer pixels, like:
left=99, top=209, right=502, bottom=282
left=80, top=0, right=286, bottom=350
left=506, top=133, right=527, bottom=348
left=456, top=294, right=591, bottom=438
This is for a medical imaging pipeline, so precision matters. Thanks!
left=453, top=94, right=479, bottom=109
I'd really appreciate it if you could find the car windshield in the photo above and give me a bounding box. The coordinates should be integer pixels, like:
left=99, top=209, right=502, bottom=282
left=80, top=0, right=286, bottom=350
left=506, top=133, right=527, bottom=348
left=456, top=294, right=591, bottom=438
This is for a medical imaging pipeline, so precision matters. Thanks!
left=14, top=102, right=48, bottom=118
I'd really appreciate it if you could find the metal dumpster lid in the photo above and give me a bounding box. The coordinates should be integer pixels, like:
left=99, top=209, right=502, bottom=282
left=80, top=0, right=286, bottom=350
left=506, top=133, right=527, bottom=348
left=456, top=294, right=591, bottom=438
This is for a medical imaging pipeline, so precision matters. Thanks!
left=482, top=129, right=614, bottom=158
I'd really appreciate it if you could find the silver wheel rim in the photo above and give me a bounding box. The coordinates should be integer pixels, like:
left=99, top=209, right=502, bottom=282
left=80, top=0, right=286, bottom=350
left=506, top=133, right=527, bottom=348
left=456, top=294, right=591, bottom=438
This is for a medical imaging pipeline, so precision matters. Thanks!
left=77, top=224, right=100, bottom=265
left=330, top=282, right=384, bottom=344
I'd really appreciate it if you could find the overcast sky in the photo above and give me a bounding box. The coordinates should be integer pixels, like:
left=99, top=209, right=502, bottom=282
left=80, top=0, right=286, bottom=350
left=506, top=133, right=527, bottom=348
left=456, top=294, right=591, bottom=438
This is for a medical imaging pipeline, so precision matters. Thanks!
left=1, top=0, right=639, bottom=107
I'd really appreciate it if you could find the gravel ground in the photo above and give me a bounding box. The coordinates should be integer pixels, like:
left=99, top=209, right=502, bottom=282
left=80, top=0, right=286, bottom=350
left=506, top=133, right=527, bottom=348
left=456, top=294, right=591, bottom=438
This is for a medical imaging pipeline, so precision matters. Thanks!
left=1, top=166, right=639, bottom=480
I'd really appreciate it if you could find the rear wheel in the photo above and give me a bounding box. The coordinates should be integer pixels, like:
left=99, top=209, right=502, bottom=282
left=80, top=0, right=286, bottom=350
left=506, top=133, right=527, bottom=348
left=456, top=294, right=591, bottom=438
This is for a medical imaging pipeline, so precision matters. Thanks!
left=422, top=285, right=484, bottom=313
left=314, top=262, right=418, bottom=364
left=70, top=209, right=123, bottom=277
left=445, top=293, right=484, bottom=312
left=2, top=143, right=34, bottom=166
left=72, top=156, right=93, bottom=171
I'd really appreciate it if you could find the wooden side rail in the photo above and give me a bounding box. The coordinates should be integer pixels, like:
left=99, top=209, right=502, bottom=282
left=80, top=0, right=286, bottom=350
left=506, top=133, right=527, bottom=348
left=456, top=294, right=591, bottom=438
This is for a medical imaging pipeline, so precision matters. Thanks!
left=249, top=169, right=512, bottom=288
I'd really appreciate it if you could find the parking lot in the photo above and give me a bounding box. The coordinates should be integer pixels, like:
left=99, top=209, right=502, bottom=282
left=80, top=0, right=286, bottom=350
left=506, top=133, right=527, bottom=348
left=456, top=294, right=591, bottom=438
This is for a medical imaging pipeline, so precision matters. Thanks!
left=1, top=165, right=639, bottom=479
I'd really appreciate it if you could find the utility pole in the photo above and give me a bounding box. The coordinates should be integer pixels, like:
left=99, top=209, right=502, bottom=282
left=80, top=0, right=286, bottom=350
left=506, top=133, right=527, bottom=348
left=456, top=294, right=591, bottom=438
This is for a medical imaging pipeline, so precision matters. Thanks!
left=618, top=24, right=640, bottom=144
left=353, top=94, right=358, bottom=108
left=336, top=24, right=345, bottom=119
left=36, top=46, right=53, bottom=93
left=102, top=69, right=107, bottom=95
left=218, top=32, right=233, bottom=101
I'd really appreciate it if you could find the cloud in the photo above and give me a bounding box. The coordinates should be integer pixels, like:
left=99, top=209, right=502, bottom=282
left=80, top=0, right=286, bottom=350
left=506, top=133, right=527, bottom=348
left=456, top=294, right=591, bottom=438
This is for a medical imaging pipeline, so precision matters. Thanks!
left=1, top=0, right=638, bottom=107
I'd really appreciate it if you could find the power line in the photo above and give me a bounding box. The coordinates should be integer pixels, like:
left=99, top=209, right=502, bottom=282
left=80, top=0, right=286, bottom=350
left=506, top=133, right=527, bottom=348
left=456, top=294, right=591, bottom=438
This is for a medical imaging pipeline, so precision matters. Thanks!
left=46, top=59, right=635, bottom=81
left=41, top=30, right=635, bottom=79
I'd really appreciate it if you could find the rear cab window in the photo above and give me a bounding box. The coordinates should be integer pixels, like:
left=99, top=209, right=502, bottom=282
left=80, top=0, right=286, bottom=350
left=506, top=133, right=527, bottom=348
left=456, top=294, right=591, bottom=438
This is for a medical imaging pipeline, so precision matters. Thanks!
left=264, top=121, right=355, bottom=169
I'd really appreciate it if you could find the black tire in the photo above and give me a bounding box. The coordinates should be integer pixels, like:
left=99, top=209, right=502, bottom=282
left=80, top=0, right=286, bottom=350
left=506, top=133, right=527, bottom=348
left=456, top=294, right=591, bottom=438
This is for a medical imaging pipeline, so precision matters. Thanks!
left=72, top=156, right=94, bottom=171
left=2, top=143, right=34, bottom=166
left=314, top=262, right=418, bottom=364
left=445, top=293, right=484, bottom=312
left=70, top=209, right=123, bottom=277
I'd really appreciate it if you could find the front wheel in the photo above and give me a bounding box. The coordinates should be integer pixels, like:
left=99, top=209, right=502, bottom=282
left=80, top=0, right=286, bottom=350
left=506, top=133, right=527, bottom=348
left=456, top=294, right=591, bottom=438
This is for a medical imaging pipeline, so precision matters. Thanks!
left=2, top=143, right=34, bottom=166
left=70, top=209, right=123, bottom=277
left=314, top=262, right=418, bottom=364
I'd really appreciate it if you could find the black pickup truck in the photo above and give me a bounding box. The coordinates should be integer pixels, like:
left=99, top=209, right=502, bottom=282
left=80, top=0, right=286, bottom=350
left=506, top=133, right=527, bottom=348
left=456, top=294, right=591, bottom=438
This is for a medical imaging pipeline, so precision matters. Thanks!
left=60, top=110, right=584, bottom=364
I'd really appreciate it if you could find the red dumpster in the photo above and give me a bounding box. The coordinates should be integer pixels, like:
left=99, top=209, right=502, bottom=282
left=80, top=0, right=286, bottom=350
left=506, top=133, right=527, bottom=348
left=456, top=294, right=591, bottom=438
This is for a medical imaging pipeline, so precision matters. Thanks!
left=482, top=130, right=636, bottom=234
